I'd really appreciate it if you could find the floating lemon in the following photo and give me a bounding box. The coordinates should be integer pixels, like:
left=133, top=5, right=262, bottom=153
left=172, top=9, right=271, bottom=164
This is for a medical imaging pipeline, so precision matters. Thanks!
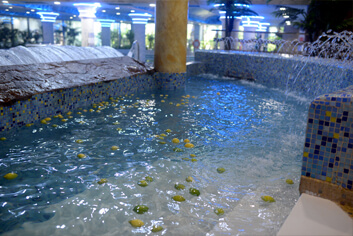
left=173, top=148, right=183, bottom=152
left=184, top=143, right=194, bottom=148
left=4, top=173, right=18, bottom=180
left=97, top=178, right=108, bottom=185
left=175, top=183, right=185, bottom=190
left=158, top=141, right=166, bottom=144
left=58, top=114, right=64, bottom=119
left=0, top=137, right=6, bottom=141
left=217, top=167, right=225, bottom=173
left=190, top=154, right=196, bottom=157
left=89, top=109, right=94, bottom=112
left=44, top=117, right=51, bottom=121
left=161, top=100, right=165, bottom=103
left=172, top=138, right=180, bottom=144
left=165, top=129, right=172, bottom=133
left=214, top=208, right=224, bottom=216
left=261, top=195, right=275, bottom=202
left=186, top=176, right=194, bottom=182
left=25, top=123, right=33, bottom=127
left=182, top=157, right=190, bottom=161
left=145, top=176, right=153, bottom=182
left=79, top=121, right=85, bottom=124
left=160, top=133, right=167, bottom=137
left=111, top=146, right=119, bottom=151
left=172, top=195, right=185, bottom=202
left=61, top=119, right=68, bottom=122
left=67, top=111, right=72, bottom=115
left=77, top=153, right=86, bottom=159
left=40, top=119, right=48, bottom=124
left=189, top=188, right=200, bottom=196
left=159, top=136, right=164, bottom=140
left=113, top=122, right=120, bottom=125
left=176, top=103, right=180, bottom=107
left=133, top=205, right=149, bottom=214
left=116, top=128, right=122, bottom=131
left=129, top=219, right=144, bottom=227
left=53, top=115, right=59, bottom=118
left=217, top=92, right=220, bottom=95
left=169, top=102, right=173, bottom=105
left=83, top=110, right=87, bottom=112
left=138, top=180, right=148, bottom=187
left=52, top=124, right=58, bottom=128
left=183, top=139, right=190, bottom=143
left=192, top=96, right=196, bottom=98
left=151, top=225, right=163, bottom=233
left=191, top=158, right=197, bottom=162
left=286, top=179, right=294, bottom=184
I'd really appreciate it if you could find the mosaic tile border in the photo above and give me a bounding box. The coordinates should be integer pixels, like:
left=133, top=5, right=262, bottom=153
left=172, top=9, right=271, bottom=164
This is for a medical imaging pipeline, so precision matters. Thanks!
left=153, top=72, right=186, bottom=90
left=194, top=51, right=353, bottom=99
left=302, top=85, right=353, bottom=191
left=0, top=74, right=155, bottom=132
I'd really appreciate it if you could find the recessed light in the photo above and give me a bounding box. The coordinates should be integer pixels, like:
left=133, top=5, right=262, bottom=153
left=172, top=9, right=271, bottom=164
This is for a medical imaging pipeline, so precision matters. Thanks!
left=70, top=16, right=73, bottom=19
left=31, top=9, right=35, bottom=12
left=26, top=11, right=30, bottom=14
left=5, top=8, right=9, bottom=11
left=115, top=7, right=120, bottom=10
left=9, top=6, right=12, bottom=8
left=120, top=20, right=123, bottom=23
left=102, top=10, right=106, bottom=12
left=73, top=15, right=76, bottom=17
left=130, top=10, right=135, bottom=12
left=2, top=1, right=9, bottom=3
left=116, top=12, right=120, bottom=15
left=149, top=4, right=156, bottom=7
left=54, top=1, right=60, bottom=5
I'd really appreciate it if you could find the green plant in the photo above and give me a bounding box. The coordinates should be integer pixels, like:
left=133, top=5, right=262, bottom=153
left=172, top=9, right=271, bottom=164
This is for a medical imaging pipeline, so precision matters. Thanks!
left=146, top=34, right=154, bottom=49
left=125, top=30, right=134, bottom=48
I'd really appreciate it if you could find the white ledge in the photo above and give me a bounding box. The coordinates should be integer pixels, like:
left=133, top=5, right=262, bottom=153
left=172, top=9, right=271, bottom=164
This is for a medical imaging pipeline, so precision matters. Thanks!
left=277, top=193, right=353, bottom=236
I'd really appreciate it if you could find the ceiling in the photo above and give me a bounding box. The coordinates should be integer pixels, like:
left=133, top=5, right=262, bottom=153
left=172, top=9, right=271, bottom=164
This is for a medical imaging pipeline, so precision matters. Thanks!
left=0, top=0, right=310, bottom=27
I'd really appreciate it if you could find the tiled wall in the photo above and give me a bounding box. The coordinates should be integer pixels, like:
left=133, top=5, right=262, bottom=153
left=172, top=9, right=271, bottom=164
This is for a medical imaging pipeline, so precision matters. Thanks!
left=195, top=50, right=353, bottom=99
left=194, top=50, right=353, bottom=209
left=0, top=74, right=156, bottom=132
left=154, top=72, right=186, bottom=90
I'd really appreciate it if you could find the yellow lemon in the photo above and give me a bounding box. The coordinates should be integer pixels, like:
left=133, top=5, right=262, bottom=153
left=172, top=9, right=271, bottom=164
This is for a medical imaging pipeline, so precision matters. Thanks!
left=169, top=102, right=173, bottom=105
left=44, top=117, right=51, bottom=121
left=182, top=157, right=190, bottom=161
left=77, top=112, right=82, bottom=115
left=75, top=139, right=84, bottom=143
left=52, top=124, right=58, bottom=128
left=158, top=141, right=166, bottom=144
left=184, top=143, right=194, bottom=148
left=61, top=119, right=68, bottom=122
left=25, top=124, right=33, bottom=127
left=58, top=114, right=64, bottom=119
left=67, top=111, right=72, bottom=115
left=183, top=139, right=190, bottom=143
left=160, top=133, right=167, bottom=137
left=261, top=196, right=275, bottom=202
left=186, top=176, right=194, bottom=182
left=172, top=138, right=180, bottom=144
left=175, top=183, right=185, bottom=190
left=286, top=179, right=294, bottom=184
left=176, top=103, right=181, bottom=107
left=116, top=128, right=122, bottom=131
left=161, top=100, right=165, bottom=103
left=138, top=180, right=148, bottom=187
left=129, top=219, right=144, bottom=227
left=190, top=154, right=196, bottom=157
left=165, top=129, right=172, bottom=133
left=4, top=173, right=18, bottom=180
left=151, top=225, right=163, bottom=232
left=191, top=158, right=197, bottom=162
left=111, top=146, right=119, bottom=151
left=77, top=153, right=86, bottom=159
left=97, top=178, right=108, bottom=185
left=172, top=195, right=185, bottom=202
left=40, top=119, right=48, bottom=124
left=0, top=137, right=7, bottom=141
left=145, top=176, right=153, bottom=182
left=217, top=92, right=220, bottom=95
left=217, top=167, right=225, bottom=173
left=214, top=208, right=224, bottom=216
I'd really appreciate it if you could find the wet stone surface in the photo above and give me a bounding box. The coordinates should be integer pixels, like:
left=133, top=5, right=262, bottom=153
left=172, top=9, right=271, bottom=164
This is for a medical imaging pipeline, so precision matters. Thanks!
left=0, top=56, right=153, bottom=105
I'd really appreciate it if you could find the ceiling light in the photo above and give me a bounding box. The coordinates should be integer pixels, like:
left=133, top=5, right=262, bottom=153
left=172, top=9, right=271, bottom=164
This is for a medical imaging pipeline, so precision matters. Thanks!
left=283, top=15, right=289, bottom=18
left=73, top=15, right=76, bottom=17
left=26, top=11, right=30, bottom=14
left=5, top=9, right=8, bottom=11
left=115, top=7, right=120, bottom=10
left=31, top=9, right=35, bottom=12
left=130, top=10, right=135, bottom=12
left=102, top=10, right=106, bottom=12
left=116, top=12, right=120, bottom=15
left=149, top=4, right=155, bottom=7
left=70, top=16, right=73, bottom=19
left=2, top=1, right=9, bottom=3
left=280, top=7, right=286, bottom=11
left=9, top=6, right=12, bottom=8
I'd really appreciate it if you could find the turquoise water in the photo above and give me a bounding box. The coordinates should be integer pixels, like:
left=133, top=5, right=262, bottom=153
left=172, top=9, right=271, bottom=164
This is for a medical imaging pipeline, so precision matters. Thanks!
left=0, top=76, right=309, bottom=235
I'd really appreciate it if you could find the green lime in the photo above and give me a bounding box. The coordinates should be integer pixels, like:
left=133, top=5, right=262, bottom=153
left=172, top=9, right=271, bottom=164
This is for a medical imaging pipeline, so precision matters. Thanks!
left=189, top=188, right=200, bottom=196
left=214, top=208, right=224, bottom=216
left=174, top=183, right=185, bottom=190
left=172, top=195, right=185, bottom=202
left=217, top=167, right=225, bottom=173
left=138, top=180, right=148, bottom=187
left=133, top=205, right=149, bottom=214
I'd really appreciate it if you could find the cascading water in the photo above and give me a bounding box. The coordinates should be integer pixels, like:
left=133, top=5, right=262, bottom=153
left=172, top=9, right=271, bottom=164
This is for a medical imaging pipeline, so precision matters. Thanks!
left=0, top=45, right=124, bottom=66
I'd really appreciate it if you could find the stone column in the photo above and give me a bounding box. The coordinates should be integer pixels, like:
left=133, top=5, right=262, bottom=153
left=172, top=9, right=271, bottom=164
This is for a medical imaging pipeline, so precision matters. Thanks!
left=98, top=19, right=114, bottom=46
left=74, top=3, right=100, bottom=47
left=154, top=0, right=188, bottom=73
left=37, top=12, right=59, bottom=44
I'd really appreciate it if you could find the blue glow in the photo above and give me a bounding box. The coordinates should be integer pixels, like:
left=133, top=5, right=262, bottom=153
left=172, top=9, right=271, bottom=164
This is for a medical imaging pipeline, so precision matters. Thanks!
left=73, top=3, right=101, bottom=8
left=97, top=19, right=115, bottom=28
left=214, top=3, right=249, bottom=8
left=37, top=12, right=59, bottom=22
left=128, top=13, right=152, bottom=18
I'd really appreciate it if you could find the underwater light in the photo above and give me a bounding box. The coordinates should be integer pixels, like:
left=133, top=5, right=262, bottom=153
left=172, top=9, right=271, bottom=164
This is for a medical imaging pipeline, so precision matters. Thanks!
left=37, top=12, right=59, bottom=22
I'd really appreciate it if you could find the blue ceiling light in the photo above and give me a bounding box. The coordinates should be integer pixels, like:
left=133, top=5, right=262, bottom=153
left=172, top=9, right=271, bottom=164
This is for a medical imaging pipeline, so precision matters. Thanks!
left=128, top=12, right=152, bottom=25
left=257, top=22, right=270, bottom=31
left=73, top=2, right=101, bottom=18
left=97, top=19, right=115, bottom=27
left=37, top=12, right=59, bottom=22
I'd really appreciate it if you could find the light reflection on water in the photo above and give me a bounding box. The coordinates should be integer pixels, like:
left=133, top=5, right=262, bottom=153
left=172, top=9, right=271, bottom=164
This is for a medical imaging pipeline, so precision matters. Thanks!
left=0, top=76, right=309, bottom=235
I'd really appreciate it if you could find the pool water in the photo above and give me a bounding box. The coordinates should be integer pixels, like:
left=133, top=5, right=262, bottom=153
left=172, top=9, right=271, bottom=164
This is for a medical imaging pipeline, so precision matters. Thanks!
left=0, top=76, right=310, bottom=235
